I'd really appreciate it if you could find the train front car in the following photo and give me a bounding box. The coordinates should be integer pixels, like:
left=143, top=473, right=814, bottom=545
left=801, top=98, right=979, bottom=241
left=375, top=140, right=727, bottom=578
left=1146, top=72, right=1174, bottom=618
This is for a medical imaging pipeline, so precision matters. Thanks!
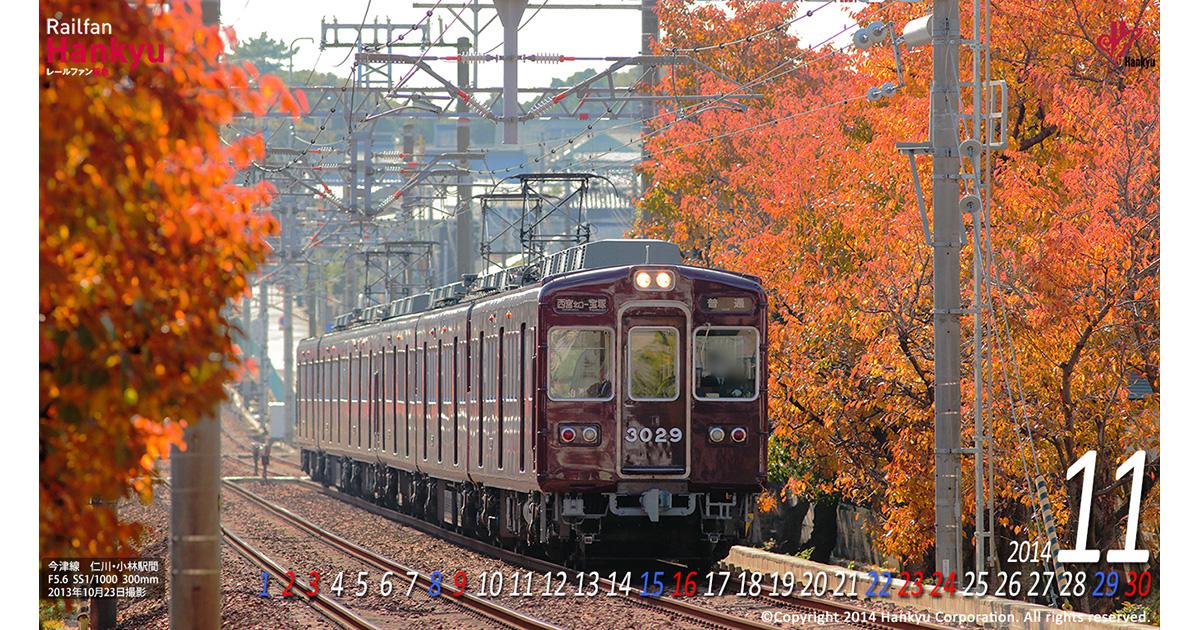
left=537, top=240, right=767, bottom=567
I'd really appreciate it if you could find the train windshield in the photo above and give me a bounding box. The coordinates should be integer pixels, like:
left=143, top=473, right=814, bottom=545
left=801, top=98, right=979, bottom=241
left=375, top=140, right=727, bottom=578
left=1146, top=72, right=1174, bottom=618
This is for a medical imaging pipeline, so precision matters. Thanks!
left=547, top=328, right=613, bottom=400
left=693, top=327, right=758, bottom=400
left=627, top=327, right=680, bottom=401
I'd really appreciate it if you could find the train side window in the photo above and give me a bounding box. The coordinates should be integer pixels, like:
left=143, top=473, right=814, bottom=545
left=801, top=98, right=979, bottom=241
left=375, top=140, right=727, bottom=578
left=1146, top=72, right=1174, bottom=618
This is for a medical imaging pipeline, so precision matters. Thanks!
left=627, top=327, right=680, bottom=401
left=305, top=359, right=311, bottom=438
left=452, top=335, right=459, bottom=466
left=353, top=350, right=358, bottom=448
left=304, top=359, right=310, bottom=438
left=421, top=342, right=428, bottom=461
left=314, top=360, right=318, bottom=438
left=337, top=353, right=344, bottom=443
left=305, top=359, right=310, bottom=437
left=477, top=330, right=484, bottom=468
left=358, top=349, right=364, bottom=449
left=497, top=327, right=505, bottom=470
left=320, top=356, right=326, bottom=441
left=404, top=344, right=411, bottom=457
left=298, top=359, right=303, bottom=437
left=547, top=328, right=613, bottom=401
left=519, top=323, right=526, bottom=472
left=437, top=339, right=444, bottom=463
left=392, top=345, right=399, bottom=454
left=302, top=358, right=308, bottom=439
left=296, top=359, right=302, bottom=436
left=693, top=327, right=759, bottom=400
left=369, top=360, right=379, bottom=448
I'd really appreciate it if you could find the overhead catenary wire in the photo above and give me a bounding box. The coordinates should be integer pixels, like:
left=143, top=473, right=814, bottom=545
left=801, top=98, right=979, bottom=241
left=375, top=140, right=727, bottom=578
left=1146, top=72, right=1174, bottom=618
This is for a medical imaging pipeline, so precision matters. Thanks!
left=464, top=20, right=863, bottom=179
left=255, top=4, right=861, bottom=214
left=240, top=3, right=453, bottom=180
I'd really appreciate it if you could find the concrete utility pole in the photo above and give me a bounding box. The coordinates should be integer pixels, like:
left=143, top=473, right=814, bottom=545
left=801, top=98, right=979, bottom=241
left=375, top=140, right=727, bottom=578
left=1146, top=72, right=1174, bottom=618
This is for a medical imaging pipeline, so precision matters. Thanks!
left=169, top=411, right=221, bottom=628
left=282, top=210, right=295, bottom=443
left=639, top=0, right=659, bottom=196
left=258, top=278, right=269, bottom=425
left=241, top=293, right=252, bottom=401
left=455, top=36, right=475, bottom=279
left=168, top=3, right=222, bottom=628
left=305, top=264, right=318, bottom=338
left=930, top=0, right=964, bottom=579
left=493, top=0, right=528, bottom=144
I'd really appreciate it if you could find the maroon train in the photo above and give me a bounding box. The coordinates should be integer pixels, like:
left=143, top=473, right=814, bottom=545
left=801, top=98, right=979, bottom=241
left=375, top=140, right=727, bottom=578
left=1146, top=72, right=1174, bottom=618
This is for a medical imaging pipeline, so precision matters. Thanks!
left=294, top=239, right=767, bottom=566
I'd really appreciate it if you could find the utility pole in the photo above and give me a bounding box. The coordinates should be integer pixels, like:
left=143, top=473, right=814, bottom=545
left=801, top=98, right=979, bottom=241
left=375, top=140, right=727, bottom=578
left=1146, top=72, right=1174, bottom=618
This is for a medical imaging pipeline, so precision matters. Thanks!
left=258, top=278, right=269, bottom=428
left=455, top=36, right=475, bottom=278
left=282, top=209, right=295, bottom=444
left=494, top=0, right=528, bottom=144
left=930, top=0, right=964, bottom=580
left=169, top=2, right=222, bottom=627
left=305, top=263, right=318, bottom=338
left=640, top=0, right=659, bottom=196
left=241, top=292, right=252, bottom=407
left=168, top=410, right=221, bottom=628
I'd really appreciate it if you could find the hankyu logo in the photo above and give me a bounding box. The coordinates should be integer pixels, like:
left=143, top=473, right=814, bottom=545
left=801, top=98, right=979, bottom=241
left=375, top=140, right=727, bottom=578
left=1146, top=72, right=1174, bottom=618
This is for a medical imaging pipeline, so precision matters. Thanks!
left=1097, top=19, right=1153, bottom=68
left=44, top=17, right=165, bottom=78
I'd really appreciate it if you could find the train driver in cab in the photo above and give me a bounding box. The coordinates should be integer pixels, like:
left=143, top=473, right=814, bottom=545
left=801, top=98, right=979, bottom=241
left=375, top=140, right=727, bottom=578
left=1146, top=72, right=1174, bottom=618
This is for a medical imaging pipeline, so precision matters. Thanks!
left=696, top=330, right=755, bottom=399
left=549, top=329, right=612, bottom=400
left=570, top=346, right=612, bottom=399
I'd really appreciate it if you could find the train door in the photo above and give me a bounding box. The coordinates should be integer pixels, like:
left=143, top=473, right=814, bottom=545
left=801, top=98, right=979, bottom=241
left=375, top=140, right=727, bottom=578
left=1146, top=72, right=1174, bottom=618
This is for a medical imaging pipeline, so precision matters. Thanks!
left=618, top=304, right=689, bottom=476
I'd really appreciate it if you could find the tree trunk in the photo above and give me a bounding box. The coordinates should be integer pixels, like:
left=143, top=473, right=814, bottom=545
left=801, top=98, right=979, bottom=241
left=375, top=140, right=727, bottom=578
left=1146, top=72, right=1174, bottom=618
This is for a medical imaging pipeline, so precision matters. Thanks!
left=803, top=497, right=838, bottom=563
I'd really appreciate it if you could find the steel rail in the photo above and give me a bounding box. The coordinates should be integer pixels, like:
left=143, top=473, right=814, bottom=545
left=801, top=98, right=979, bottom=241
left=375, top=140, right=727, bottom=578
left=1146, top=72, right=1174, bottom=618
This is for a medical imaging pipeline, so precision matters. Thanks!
left=161, top=477, right=377, bottom=629
left=222, top=527, right=380, bottom=630
left=290, top=479, right=786, bottom=629
left=223, top=480, right=562, bottom=630
left=293, top=479, right=962, bottom=630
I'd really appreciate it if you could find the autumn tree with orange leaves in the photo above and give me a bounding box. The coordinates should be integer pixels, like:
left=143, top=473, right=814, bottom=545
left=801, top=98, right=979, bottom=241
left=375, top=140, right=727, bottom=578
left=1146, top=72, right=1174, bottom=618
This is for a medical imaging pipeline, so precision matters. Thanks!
left=39, top=0, right=298, bottom=557
left=636, top=0, right=1158, bottom=610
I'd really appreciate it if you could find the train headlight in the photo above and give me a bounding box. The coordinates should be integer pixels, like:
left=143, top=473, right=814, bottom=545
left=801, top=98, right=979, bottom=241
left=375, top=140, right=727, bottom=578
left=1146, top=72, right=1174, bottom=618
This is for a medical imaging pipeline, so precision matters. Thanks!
left=654, top=271, right=674, bottom=289
left=560, top=426, right=577, bottom=443
left=730, top=427, right=748, bottom=443
left=634, top=269, right=674, bottom=290
left=581, top=426, right=599, bottom=443
left=708, top=427, right=726, bottom=443
left=634, top=271, right=653, bottom=289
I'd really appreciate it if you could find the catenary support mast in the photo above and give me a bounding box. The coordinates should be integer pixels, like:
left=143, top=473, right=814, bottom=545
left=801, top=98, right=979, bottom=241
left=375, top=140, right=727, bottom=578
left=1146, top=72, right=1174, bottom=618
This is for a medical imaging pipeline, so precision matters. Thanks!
left=930, top=0, right=964, bottom=579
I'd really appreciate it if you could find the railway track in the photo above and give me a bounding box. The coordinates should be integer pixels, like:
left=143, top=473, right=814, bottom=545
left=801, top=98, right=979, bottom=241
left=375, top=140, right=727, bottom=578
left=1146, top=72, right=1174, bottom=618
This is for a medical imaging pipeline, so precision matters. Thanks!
left=222, top=479, right=563, bottom=630
left=160, top=479, right=378, bottom=629
left=284, top=478, right=955, bottom=630
left=222, top=526, right=380, bottom=630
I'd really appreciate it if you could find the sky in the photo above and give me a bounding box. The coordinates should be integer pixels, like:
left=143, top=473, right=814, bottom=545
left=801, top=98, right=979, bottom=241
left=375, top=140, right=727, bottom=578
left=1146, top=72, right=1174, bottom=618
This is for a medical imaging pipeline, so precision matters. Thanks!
left=220, top=0, right=863, bottom=91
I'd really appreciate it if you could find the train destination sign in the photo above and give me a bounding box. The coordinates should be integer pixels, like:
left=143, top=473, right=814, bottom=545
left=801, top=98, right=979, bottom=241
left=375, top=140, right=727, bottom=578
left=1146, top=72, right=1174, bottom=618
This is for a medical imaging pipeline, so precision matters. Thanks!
left=554, top=296, right=609, bottom=314
left=700, top=295, right=755, bottom=314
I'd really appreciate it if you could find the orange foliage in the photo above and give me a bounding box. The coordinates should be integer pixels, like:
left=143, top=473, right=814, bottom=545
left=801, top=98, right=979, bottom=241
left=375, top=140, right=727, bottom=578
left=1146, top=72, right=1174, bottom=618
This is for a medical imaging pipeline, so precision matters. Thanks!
left=39, top=0, right=297, bottom=557
left=637, top=0, right=1158, bottom=569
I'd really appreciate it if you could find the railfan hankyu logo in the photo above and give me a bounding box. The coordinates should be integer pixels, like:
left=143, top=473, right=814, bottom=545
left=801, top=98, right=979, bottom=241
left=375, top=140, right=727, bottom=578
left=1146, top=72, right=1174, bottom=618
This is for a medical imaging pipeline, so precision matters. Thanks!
left=44, top=17, right=165, bottom=78
left=1097, top=19, right=1154, bottom=68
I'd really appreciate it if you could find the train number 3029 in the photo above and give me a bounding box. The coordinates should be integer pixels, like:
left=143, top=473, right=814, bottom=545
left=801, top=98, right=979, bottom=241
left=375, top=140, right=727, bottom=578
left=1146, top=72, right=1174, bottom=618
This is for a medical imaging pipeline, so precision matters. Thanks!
left=625, top=427, right=684, bottom=443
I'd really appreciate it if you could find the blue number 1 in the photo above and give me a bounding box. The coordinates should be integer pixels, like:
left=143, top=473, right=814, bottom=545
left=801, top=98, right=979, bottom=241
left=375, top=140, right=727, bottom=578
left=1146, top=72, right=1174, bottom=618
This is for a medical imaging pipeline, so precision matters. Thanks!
left=258, top=570, right=269, bottom=597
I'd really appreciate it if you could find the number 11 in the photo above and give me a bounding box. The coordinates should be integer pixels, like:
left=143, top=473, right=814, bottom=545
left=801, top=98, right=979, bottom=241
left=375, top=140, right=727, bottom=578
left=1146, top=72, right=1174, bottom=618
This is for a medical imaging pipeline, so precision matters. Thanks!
left=1058, top=450, right=1149, bottom=564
